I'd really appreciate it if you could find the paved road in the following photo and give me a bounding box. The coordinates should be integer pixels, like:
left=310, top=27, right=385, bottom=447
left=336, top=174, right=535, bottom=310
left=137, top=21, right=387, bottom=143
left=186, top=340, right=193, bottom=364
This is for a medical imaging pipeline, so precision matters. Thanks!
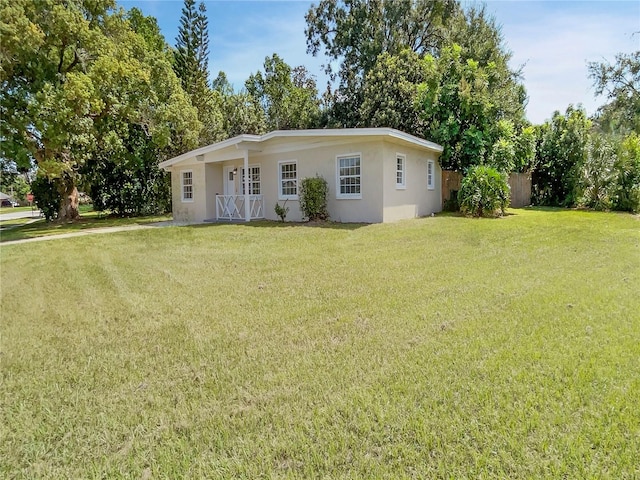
left=0, top=209, right=41, bottom=221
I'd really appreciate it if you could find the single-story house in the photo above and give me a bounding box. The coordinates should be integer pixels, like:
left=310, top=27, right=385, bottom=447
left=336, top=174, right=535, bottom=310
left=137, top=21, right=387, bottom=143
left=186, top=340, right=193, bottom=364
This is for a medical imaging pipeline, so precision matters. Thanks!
left=159, top=128, right=443, bottom=224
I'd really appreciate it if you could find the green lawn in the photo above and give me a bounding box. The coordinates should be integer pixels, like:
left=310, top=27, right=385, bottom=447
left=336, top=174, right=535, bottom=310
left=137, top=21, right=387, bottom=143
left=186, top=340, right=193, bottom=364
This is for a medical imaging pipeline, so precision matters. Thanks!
left=1, top=209, right=639, bottom=478
left=0, top=210, right=171, bottom=243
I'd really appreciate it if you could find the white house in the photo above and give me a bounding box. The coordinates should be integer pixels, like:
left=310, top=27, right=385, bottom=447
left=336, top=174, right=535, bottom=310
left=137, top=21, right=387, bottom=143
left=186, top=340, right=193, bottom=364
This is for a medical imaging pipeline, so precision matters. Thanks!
left=159, top=128, right=443, bottom=224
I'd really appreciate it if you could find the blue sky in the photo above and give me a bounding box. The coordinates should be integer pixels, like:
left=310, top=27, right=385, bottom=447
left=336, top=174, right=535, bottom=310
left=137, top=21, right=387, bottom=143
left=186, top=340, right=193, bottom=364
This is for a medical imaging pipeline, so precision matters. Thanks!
left=119, top=0, right=639, bottom=124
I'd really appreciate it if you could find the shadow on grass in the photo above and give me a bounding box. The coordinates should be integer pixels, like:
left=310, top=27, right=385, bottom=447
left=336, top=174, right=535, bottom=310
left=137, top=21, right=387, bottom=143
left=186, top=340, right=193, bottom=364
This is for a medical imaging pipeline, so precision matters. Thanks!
left=189, top=219, right=369, bottom=231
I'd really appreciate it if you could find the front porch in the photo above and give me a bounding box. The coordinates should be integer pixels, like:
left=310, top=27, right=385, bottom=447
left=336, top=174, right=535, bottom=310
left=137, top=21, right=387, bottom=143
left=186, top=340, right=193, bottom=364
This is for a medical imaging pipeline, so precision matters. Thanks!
left=214, top=194, right=264, bottom=221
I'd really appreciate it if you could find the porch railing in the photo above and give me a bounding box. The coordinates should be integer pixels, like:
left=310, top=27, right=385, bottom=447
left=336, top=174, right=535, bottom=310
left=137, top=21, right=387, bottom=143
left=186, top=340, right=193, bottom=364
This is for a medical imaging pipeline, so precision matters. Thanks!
left=215, top=194, right=264, bottom=221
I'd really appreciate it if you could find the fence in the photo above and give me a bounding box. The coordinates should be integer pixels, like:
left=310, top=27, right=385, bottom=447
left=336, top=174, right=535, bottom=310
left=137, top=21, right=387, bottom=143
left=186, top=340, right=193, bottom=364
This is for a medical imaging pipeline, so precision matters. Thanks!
left=441, top=170, right=532, bottom=209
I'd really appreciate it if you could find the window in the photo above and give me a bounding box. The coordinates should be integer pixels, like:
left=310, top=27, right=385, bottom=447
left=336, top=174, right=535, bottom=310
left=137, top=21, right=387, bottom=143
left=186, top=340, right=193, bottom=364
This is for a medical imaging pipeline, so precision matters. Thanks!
left=427, top=160, right=435, bottom=190
left=396, top=154, right=406, bottom=189
left=278, top=161, right=298, bottom=199
left=181, top=170, right=193, bottom=202
left=337, top=154, right=361, bottom=199
left=241, top=165, right=261, bottom=195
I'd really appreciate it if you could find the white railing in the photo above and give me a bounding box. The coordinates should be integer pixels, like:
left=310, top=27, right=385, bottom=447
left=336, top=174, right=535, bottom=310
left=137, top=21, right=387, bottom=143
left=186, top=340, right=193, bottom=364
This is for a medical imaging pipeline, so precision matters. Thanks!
left=216, top=195, right=264, bottom=221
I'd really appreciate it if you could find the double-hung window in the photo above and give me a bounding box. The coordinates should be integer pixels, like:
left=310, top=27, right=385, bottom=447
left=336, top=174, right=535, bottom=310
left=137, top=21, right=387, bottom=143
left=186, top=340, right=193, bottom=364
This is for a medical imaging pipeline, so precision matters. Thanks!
left=427, top=160, right=435, bottom=190
left=278, top=161, right=298, bottom=199
left=181, top=170, right=193, bottom=202
left=337, top=154, right=361, bottom=199
left=396, top=154, right=406, bottom=189
left=241, top=165, right=261, bottom=195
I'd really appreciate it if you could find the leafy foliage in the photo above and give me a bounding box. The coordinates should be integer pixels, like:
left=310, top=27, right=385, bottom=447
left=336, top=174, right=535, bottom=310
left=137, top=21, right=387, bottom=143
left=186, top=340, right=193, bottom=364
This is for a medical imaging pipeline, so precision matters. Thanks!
left=579, top=135, right=617, bottom=210
left=532, top=106, right=591, bottom=207
left=173, top=0, right=223, bottom=145
left=589, top=50, right=639, bottom=135
left=612, top=133, right=640, bottom=212
left=246, top=54, right=321, bottom=130
left=458, top=165, right=510, bottom=217
left=359, top=50, right=428, bottom=134
left=305, top=0, right=459, bottom=126
left=299, top=176, right=329, bottom=221
left=274, top=201, right=289, bottom=222
left=1, top=1, right=199, bottom=221
left=213, top=73, right=267, bottom=137
left=31, top=175, right=60, bottom=221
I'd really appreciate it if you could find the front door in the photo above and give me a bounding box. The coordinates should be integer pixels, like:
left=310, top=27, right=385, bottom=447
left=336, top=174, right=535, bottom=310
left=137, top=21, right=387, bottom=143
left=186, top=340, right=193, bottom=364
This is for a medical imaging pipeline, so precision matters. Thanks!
left=224, top=166, right=236, bottom=196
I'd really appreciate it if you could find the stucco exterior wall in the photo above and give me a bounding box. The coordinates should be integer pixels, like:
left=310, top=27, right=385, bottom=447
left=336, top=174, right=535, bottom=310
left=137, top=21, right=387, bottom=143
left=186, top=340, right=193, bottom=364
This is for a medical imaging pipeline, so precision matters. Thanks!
left=217, top=139, right=385, bottom=223
left=167, top=135, right=441, bottom=224
left=171, top=163, right=208, bottom=223
left=381, top=143, right=442, bottom=222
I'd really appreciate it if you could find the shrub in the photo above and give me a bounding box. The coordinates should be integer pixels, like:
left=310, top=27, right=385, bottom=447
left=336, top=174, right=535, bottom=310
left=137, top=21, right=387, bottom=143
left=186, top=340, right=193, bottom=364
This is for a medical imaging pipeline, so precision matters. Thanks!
left=31, top=175, right=60, bottom=221
left=458, top=165, right=510, bottom=217
left=299, top=175, right=329, bottom=221
left=579, top=135, right=617, bottom=210
left=612, top=133, right=640, bottom=213
left=274, top=200, right=289, bottom=222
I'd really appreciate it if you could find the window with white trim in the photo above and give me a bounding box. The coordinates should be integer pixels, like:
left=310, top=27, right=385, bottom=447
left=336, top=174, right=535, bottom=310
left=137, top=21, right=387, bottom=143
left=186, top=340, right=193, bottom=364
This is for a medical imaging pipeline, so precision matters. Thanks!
left=427, top=160, right=435, bottom=190
left=396, top=154, right=406, bottom=189
left=278, top=161, right=298, bottom=199
left=337, top=154, right=361, bottom=198
left=181, top=170, right=193, bottom=202
left=241, top=165, right=261, bottom=195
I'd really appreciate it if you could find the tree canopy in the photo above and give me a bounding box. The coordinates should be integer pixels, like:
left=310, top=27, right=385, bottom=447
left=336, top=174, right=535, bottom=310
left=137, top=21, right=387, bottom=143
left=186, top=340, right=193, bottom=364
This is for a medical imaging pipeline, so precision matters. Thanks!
left=0, top=0, right=199, bottom=220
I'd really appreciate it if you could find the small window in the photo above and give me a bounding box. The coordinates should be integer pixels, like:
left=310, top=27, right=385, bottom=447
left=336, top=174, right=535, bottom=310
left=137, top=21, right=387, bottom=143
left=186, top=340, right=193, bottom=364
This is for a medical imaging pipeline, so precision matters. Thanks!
left=337, top=154, right=361, bottom=199
left=427, top=160, right=435, bottom=190
left=241, top=165, right=261, bottom=195
left=279, top=161, right=298, bottom=199
left=396, top=154, right=406, bottom=189
left=181, top=170, right=193, bottom=202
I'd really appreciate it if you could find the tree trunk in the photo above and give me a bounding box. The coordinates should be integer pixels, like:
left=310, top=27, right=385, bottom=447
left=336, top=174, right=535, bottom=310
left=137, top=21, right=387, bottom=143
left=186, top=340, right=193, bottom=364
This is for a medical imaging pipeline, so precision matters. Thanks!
left=58, top=184, right=80, bottom=222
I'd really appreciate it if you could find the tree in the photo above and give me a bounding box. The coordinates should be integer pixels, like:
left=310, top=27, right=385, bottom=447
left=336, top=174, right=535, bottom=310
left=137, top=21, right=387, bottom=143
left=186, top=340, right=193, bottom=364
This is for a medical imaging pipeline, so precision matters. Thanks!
left=579, top=134, right=617, bottom=210
left=359, top=49, right=428, bottom=134
left=1, top=1, right=200, bottom=221
left=213, top=72, right=266, bottom=138
left=305, top=0, right=461, bottom=127
left=246, top=54, right=321, bottom=130
left=305, top=0, right=527, bottom=165
left=174, top=0, right=223, bottom=145
left=589, top=50, right=640, bottom=134
left=1, top=0, right=118, bottom=220
left=532, top=106, right=591, bottom=206
left=84, top=8, right=200, bottom=217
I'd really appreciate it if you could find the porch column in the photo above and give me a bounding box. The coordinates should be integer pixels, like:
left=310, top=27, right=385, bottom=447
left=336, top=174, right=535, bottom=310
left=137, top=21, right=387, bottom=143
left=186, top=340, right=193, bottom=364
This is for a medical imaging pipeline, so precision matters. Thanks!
left=243, top=149, right=250, bottom=222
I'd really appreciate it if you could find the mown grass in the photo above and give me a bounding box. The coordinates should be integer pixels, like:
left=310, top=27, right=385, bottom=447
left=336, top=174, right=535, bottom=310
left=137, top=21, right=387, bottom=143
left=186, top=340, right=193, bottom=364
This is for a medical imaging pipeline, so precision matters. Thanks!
left=1, top=208, right=639, bottom=478
left=0, top=209, right=171, bottom=243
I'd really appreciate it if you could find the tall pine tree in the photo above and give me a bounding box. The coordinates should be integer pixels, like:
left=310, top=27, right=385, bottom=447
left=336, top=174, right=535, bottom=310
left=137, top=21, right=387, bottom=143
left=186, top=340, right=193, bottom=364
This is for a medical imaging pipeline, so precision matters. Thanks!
left=174, top=0, right=223, bottom=145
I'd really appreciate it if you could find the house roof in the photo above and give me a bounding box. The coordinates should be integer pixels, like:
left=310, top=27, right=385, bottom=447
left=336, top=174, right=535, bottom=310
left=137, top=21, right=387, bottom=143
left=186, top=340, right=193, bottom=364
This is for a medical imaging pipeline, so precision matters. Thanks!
left=158, top=128, right=443, bottom=170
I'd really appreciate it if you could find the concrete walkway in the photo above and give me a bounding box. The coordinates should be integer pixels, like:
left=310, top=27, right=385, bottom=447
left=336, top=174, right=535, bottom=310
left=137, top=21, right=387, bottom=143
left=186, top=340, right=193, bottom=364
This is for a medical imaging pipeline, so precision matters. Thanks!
left=0, top=221, right=176, bottom=246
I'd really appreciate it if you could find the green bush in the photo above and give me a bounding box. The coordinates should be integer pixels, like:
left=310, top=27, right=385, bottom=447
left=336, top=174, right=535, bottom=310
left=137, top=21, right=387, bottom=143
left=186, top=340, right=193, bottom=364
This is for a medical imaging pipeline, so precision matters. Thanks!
left=274, top=200, right=289, bottom=222
left=299, top=175, right=329, bottom=221
left=458, top=165, right=510, bottom=217
left=612, top=133, right=640, bottom=213
left=579, top=135, right=617, bottom=210
left=31, top=175, right=60, bottom=221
